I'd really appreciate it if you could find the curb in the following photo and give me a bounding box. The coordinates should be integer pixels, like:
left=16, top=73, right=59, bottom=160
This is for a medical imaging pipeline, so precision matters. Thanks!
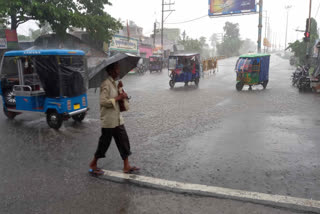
left=99, top=170, right=320, bottom=213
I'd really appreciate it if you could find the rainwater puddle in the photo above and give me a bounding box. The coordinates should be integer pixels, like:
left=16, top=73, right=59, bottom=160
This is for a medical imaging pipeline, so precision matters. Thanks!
left=216, top=98, right=231, bottom=107
left=266, top=115, right=311, bottom=128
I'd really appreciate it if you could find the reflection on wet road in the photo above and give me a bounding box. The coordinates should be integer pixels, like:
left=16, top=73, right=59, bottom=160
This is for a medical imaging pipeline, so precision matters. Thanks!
left=1, top=54, right=320, bottom=213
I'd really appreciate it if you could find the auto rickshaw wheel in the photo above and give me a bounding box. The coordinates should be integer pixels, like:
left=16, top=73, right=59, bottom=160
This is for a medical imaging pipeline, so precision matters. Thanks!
left=236, top=82, right=244, bottom=91
left=46, top=111, right=63, bottom=129
left=3, top=107, right=17, bottom=119
left=72, top=112, right=86, bottom=122
left=4, top=89, right=16, bottom=106
left=169, top=80, right=175, bottom=88
left=262, top=80, right=268, bottom=89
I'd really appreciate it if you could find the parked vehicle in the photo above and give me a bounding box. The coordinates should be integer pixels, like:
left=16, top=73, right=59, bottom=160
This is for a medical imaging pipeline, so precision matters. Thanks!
left=310, top=64, right=320, bottom=92
left=292, top=65, right=309, bottom=86
left=149, top=55, right=163, bottom=73
left=0, top=49, right=88, bottom=129
left=235, top=54, right=270, bottom=91
left=168, top=53, right=201, bottom=88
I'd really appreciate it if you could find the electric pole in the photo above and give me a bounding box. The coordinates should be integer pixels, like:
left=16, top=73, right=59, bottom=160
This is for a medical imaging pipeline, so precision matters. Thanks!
left=161, top=0, right=175, bottom=56
left=182, top=30, right=186, bottom=41
left=258, top=0, right=263, bottom=53
left=284, top=5, right=292, bottom=51
left=306, top=0, right=312, bottom=62
left=264, top=11, right=267, bottom=53
left=153, top=22, right=156, bottom=48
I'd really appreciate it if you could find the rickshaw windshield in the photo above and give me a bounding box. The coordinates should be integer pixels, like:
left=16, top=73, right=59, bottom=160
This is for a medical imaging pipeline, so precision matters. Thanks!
left=236, top=58, right=252, bottom=72
left=34, top=55, right=86, bottom=97
left=150, top=57, right=159, bottom=62
left=168, top=57, right=177, bottom=70
left=1, top=57, right=19, bottom=79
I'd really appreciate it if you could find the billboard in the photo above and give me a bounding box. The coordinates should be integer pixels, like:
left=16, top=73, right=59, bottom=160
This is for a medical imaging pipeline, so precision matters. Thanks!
left=109, top=35, right=139, bottom=54
left=209, top=0, right=256, bottom=17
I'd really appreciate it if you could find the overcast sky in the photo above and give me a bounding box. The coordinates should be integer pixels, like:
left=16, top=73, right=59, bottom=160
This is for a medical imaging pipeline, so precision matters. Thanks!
left=18, top=0, right=319, bottom=49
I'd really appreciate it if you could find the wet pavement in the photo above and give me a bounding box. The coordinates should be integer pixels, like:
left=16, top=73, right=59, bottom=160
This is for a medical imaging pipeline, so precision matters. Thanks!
left=1, top=54, right=319, bottom=213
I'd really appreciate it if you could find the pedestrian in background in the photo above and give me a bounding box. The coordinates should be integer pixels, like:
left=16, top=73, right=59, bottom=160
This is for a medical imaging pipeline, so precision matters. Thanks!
left=89, top=62, right=139, bottom=175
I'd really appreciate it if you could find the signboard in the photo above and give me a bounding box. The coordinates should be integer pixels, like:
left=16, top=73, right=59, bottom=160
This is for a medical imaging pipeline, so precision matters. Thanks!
left=5, top=29, right=19, bottom=49
left=208, top=0, right=256, bottom=17
left=0, top=38, right=7, bottom=49
left=0, top=29, right=18, bottom=49
left=263, top=38, right=271, bottom=47
left=109, top=35, right=138, bottom=54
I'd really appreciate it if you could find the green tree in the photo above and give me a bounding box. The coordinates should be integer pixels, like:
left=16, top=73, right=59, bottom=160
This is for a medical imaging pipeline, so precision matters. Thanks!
left=0, top=0, right=35, bottom=30
left=217, top=22, right=242, bottom=57
left=179, top=36, right=202, bottom=53
left=240, top=38, right=256, bottom=54
left=288, top=18, right=318, bottom=65
left=178, top=34, right=211, bottom=58
left=210, top=33, right=219, bottom=56
left=18, top=34, right=31, bottom=41
left=0, top=0, right=121, bottom=47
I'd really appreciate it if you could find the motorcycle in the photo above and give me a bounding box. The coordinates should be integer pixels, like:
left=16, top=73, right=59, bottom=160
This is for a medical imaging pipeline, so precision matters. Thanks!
left=292, top=65, right=309, bottom=87
left=292, top=65, right=312, bottom=92
left=136, top=63, right=147, bottom=74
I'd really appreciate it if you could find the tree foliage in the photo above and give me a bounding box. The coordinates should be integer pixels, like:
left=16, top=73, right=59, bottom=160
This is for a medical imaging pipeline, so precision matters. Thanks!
left=179, top=36, right=202, bottom=53
left=0, top=0, right=122, bottom=46
left=239, top=38, right=256, bottom=54
left=217, top=22, right=242, bottom=57
left=288, top=18, right=318, bottom=65
left=178, top=34, right=210, bottom=58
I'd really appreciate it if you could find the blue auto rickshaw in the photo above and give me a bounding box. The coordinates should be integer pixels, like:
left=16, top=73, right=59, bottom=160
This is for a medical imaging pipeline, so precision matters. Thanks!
left=149, top=55, right=163, bottom=73
left=168, top=53, right=201, bottom=88
left=0, top=49, right=88, bottom=129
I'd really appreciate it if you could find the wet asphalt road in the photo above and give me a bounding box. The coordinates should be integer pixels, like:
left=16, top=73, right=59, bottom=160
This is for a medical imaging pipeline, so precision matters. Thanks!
left=1, top=54, right=319, bottom=213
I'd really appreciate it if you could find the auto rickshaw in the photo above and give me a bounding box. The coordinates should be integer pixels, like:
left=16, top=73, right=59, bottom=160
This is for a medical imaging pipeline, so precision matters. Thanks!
left=149, top=55, right=163, bottom=73
left=168, top=53, right=200, bottom=88
left=235, top=54, right=270, bottom=91
left=0, top=49, right=89, bottom=129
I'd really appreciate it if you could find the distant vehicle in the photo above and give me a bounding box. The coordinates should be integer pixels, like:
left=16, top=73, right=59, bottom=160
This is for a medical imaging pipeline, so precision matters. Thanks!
left=235, top=53, right=270, bottom=91
left=168, top=53, right=201, bottom=88
left=0, top=49, right=88, bottom=129
left=149, top=55, right=163, bottom=73
left=136, top=57, right=149, bottom=74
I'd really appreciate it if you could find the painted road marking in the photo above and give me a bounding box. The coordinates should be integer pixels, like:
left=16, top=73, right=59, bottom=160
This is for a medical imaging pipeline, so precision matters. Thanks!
left=100, top=169, right=320, bottom=213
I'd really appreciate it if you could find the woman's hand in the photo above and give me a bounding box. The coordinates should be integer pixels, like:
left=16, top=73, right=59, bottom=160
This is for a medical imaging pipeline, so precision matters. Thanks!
left=115, top=92, right=128, bottom=101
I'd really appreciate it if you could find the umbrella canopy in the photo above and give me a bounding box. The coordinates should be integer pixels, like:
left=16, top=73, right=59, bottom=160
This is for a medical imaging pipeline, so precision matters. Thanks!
left=88, top=53, right=140, bottom=88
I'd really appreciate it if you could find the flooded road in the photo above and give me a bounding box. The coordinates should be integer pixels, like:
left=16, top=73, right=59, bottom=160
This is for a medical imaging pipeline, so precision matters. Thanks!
left=1, top=54, right=319, bottom=213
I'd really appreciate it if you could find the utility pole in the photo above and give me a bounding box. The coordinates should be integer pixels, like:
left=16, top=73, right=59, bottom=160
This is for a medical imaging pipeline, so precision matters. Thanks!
left=161, top=0, right=175, bottom=56
left=258, top=0, right=263, bottom=53
left=264, top=11, right=267, bottom=53
left=153, top=22, right=156, bottom=48
left=306, top=0, right=312, bottom=62
left=267, top=17, right=271, bottom=52
left=284, top=5, right=292, bottom=51
left=182, top=30, right=186, bottom=41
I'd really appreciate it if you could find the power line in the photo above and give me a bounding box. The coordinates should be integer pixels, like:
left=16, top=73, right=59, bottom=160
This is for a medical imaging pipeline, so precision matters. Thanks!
left=165, top=14, right=208, bottom=24
left=315, top=1, right=320, bottom=18
left=164, top=5, right=232, bottom=25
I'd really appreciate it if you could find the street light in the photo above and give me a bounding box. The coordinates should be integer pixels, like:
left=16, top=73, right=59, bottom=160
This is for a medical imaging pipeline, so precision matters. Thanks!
left=284, top=5, right=292, bottom=51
